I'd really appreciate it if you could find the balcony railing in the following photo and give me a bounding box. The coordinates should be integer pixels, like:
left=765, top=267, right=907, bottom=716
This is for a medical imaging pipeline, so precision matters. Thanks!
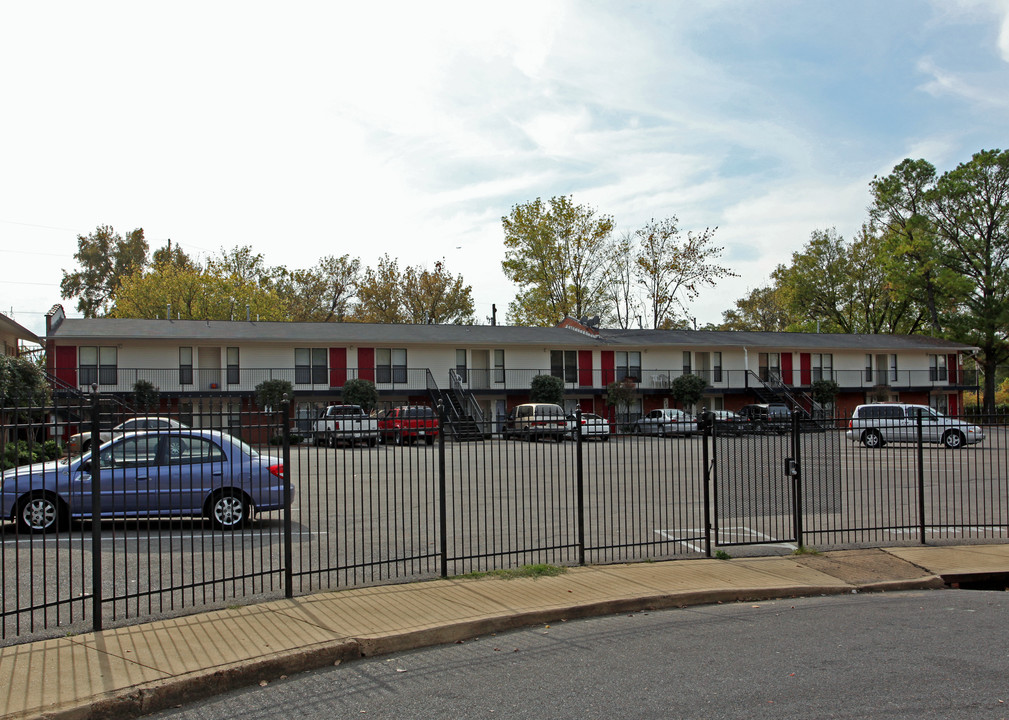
left=49, top=365, right=982, bottom=396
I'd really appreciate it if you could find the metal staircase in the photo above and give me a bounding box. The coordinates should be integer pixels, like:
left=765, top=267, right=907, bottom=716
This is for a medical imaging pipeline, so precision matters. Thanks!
left=746, top=371, right=827, bottom=421
left=426, top=370, right=485, bottom=440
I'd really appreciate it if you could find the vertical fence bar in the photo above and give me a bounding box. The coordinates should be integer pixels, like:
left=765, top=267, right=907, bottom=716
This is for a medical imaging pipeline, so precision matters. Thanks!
left=917, top=411, right=926, bottom=544
left=438, top=403, right=448, bottom=578
left=89, top=385, right=103, bottom=632
left=575, top=408, right=585, bottom=566
left=702, top=409, right=712, bottom=557
left=282, top=395, right=293, bottom=598
left=791, top=410, right=804, bottom=549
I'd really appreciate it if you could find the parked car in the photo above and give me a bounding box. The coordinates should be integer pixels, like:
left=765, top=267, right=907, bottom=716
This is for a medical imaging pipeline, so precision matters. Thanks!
left=503, top=403, right=569, bottom=442
left=736, top=403, right=792, bottom=434
left=67, top=416, right=189, bottom=455
left=569, top=412, right=611, bottom=441
left=710, top=410, right=746, bottom=436
left=846, top=403, right=984, bottom=449
left=1, top=429, right=288, bottom=533
left=378, top=405, right=439, bottom=445
left=633, top=409, right=697, bottom=436
left=313, top=404, right=379, bottom=447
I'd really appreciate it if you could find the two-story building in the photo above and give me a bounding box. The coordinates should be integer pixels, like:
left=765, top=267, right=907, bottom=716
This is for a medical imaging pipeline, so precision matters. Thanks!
left=43, top=305, right=979, bottom=430
left=1, top=312, right=40, bottom=357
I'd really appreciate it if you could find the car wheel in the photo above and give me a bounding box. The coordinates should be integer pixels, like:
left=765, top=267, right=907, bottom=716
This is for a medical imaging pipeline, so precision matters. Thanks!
left=208, top=490, right=249, bottom=531
left=601, top=434, right=610, bottom=442
left=942, top=431, right=965, bottom=449
left=17, top=492, right=63, bottom=534
left=555, top=433, right=564, bottom=443
left=395, top=432, right=403, bottom=446
left=368, top=437, right=378, bottom=447
left=327, top=432, right=336, bottom=448
left=861, top=429, right=883, bottom=449
left=425, top=436, right=435, bottom=446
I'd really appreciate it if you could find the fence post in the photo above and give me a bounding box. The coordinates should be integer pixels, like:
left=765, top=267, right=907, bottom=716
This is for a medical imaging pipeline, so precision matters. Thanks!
left=701, top=408, right=713, bottom=558
left=917, top=411, right=926, bottom=544
left=89, top=384, right=103, bottom=632
left=437, top=402, right=448, bottom=578
left=791, top=410, right=804, bottom=549
left=281, top=394, right=293, bottom=598
left=574, top=407, right=585, bottom=565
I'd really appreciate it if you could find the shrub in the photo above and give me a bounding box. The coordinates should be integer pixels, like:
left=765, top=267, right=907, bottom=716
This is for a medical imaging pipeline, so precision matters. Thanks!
left=255, top=379, right=294, bottom=412
left=670, top=373, right=707, bottom=410
left=132, top=379, right=160, bottom=412
left=530, top=374, right=564, bottom=405
left=342, top=378, right=379, bottom=412
left=0, top=439, right=61, bottom=471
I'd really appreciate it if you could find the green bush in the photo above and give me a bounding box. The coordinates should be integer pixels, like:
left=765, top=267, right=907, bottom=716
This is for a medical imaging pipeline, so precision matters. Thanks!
left=342, top=378, right=379, bottom=412
left=530, top=374, right=565, bottom=405
left=0, top=439, right=61, bottom=471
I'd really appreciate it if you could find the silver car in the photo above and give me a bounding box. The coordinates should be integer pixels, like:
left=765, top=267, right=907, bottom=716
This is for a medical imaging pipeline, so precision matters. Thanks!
left=846, top=403, right=983, bottom=449
left=633, top=409, right=698, bottom=437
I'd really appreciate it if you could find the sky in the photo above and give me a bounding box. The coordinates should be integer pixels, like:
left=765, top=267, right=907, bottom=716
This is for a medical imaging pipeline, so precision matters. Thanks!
left=2, top=0, right=1008, bottom=338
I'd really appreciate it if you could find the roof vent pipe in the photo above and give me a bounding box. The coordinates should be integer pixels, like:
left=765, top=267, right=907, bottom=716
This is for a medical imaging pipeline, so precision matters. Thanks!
left=167, top=303, right=171, bottom=320
left=246, top=305, right=251, bottom=321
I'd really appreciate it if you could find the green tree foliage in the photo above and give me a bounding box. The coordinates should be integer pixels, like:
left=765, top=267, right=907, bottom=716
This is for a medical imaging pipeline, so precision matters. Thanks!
left=402, top=260, right=475, bottom=325
left=502, top=196, right=614, bottom=326
left=342, top=378, right=378, bottom=412
left=929, top=149, right=1009, bottom=412
left=720, top=285, right=793, bottom=331
left=634, top=218, right=735, bottom=329
left=132, top=379, right=160, bottom=412
left=529, top=374, right=565, bottom=405
left=151, top=240, right=197, bottom=271
left=669, top=373, right=707, bottom=410
left=274, top=254, right=361, bottom=322
left=60, top=226, right=148, bottom=317
left=354, top=255, right=407, bottom=323
left=605, top=380, right=638, bottom=422
left=255, top=378, right=293, bottom=412
left=810, top=378, right=840, bottom=406
left=0, top=355, right=50, bottom=407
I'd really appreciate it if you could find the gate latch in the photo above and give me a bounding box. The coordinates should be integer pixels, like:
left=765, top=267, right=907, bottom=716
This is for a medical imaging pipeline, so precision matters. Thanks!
left=783, top=458, right=798, bottom=477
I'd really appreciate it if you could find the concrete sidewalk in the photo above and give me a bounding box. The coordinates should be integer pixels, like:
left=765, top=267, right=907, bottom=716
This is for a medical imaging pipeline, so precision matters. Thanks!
left=3, top=544, right=1008, bottom=720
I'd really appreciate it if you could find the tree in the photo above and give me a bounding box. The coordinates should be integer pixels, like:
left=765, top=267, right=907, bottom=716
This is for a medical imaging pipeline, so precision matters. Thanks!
left=772, top=228, right=855, bottom=333
left=606, top=379, right=638, bottom=426
left=720, top=285, right=792, bottom=331
left=275, top=255, right=361, bottom=322
left=151, top=239, right=197, bottom=271
left=634, top=218, right=735, bottom=329
left=342, top=378, right=378, bottom=412
left=60, top=226, right=148, bottom=317
left=354, top=255, right=407, bottom=323
left=810, top=378, right=840, bottom=408
left=206, top=245, right=274, bottom=289
left=132, top=379, right=160, bottom=412
left=0, top=355, right=50, bottom=407
left=602, top=231, right=641, bottom=329
left=401, top=260, right=475, bottom=324
left=502, top=196, right=614, bottom=326
left=529, top=374, right=565, bottom=405
left=669, top=373, right=707, bottom=411
left=928, top=149, right=1009, bottom=413
left=255, top=379, right=293, bottom=412
left=110, top=263, right=288, bottom=320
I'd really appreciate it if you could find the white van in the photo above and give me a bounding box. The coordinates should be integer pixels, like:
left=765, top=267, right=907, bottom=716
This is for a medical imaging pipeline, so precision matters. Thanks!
left=845, top=403, right=983, bottom=449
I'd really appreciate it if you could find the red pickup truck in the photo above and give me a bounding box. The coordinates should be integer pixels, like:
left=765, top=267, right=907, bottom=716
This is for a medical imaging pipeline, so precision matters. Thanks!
left=378, top=406, right=440, bottom=445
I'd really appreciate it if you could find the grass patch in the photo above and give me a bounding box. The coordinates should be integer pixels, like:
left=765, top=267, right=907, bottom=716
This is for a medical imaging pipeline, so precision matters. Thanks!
left=714, top=550, right=731, bottom=560
left=792, top=545, right=821, bottom=556
left=456, top=563, right=568, bottom=580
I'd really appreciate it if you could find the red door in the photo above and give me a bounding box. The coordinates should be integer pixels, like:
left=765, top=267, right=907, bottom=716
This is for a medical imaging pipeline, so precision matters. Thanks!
left=578, top=351, right=593, bottom=387
left=781, top=353, right=794, bottom=386
left=600, top=351, right=615, bottom=386
left=54, top=345, right=77, bottom=386
left=329, top=348, right=347, bottom=387
left=799, top=353, right=811, bottom=386
left=357, top=347, right=375, bottom=382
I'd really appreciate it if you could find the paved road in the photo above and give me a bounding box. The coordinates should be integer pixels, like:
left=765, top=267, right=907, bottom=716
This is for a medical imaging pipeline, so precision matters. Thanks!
left=145, top=589, right=1009, bottom=720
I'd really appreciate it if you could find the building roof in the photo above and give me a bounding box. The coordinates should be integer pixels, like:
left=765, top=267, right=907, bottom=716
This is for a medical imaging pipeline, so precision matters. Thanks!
left=0, top=312, right=41, bottom=344
left=46, top=315, right=978, bottom=353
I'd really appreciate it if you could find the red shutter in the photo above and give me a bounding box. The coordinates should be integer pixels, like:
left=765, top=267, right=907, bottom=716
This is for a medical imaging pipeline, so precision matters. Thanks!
left=947, top=354, right=958, bottom=384
left=600, top=351, right=615, bottom=386
left=578, top=350, right=593, bottom=387
left=357, top=347, right=374, bottom=382
left=329, top=348, right=347, bottom=387
left=948, top=393, right=959, bottom=416
left=55, top=345, right=77, bottom=386
left=799, top=353, right=811, bottom=386
left=781, top=353, right=794, bottom=386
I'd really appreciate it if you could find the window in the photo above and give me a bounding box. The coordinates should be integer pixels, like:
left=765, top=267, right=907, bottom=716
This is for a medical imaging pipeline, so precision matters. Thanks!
left=455, top=349, right=467, bottom=383
left=890, top=354, right=898, bottom=383
left=99, top=435, right=160, bottom=469
left=376, top=348, right=407, bottom=383
left=79, top=346, right=118, bottom=386
left=930, top=394, right=950, bottom=414
left=811, top=353, right=833, bottom=382
left=227, top=347, right=240, bottom=385
left=494, top=349, right=505, bottom=383
left=865, top=354, right=872, bottom=383
left=295, top=348, right=327, bottom=384
left=929, top=354, right=947, bottom=382
left=167, top=436, right=226, bottom=465
left=550, top=350, right=577, bottom=383
left=713, top=352, right=722, bottom=383
left=180, top=347, right=193, bottom=386
left=682, top=351, right=692, bottom=375
left=615, top=351, right=641, bottom=382
left=758, top=353, right=780, bottom=382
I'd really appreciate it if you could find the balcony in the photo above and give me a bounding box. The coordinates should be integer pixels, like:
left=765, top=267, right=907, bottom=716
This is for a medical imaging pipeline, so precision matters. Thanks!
left=50, top=366, right=982, bottom=397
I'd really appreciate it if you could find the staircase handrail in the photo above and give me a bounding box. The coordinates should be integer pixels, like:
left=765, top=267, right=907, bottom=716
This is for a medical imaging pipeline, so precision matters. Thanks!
left=448, top=369, right=484, bottom=424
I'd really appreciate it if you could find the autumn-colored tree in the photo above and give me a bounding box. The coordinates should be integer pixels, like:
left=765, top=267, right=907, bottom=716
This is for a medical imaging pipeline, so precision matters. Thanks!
left=634, top=218, right=734, bottom=329
left=60, top=226, right=148, bottom=317
left=275, top=254, right=361, bottom=322
left=401, top=260, right=474, bottom=324
left=354, top=255, right=407, bottom=323
left=720, top=285, right=792, bottom=331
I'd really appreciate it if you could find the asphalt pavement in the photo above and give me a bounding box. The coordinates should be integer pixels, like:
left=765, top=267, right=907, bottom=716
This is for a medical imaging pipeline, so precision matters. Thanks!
left=3, top=543, right=1009, bottom=720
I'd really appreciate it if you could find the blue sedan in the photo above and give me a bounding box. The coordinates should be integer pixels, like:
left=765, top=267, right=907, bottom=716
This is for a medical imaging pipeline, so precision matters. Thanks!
left=1, top=429, right=288, bottom=533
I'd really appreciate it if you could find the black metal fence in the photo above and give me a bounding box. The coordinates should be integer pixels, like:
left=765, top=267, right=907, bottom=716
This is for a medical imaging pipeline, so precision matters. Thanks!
left=2, top=395, right=1008, bottom=644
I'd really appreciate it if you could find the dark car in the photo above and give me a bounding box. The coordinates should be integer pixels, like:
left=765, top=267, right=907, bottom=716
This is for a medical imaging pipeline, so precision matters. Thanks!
left=378, top=406, right=439, bottom=445
left=736, top=403, right=792, bottom=434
